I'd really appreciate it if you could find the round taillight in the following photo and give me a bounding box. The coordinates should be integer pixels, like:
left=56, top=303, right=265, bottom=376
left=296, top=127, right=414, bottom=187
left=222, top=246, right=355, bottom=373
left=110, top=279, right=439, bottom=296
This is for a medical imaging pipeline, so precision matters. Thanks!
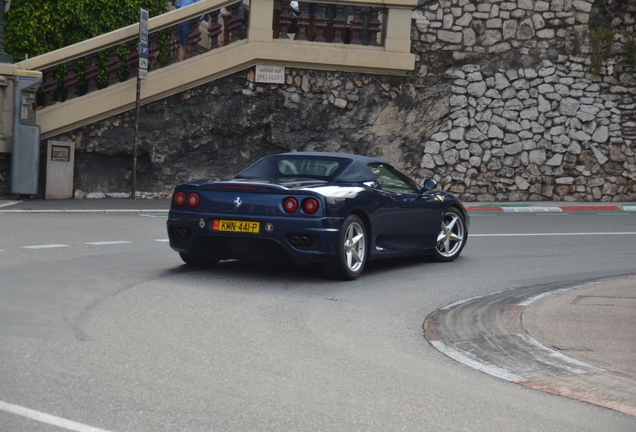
left=174, top=191, right=186, bottom=206
left=187, top=192, right=201, bottom=207
left=283, top=197, right=299, bottom=213
left=303, top=198, right=319, bottom=214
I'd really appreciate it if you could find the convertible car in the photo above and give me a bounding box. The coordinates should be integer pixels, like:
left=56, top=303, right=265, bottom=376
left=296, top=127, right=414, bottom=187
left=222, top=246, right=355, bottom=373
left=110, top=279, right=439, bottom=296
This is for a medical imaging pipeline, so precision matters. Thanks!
left=167, top=152, right=469, bottom=280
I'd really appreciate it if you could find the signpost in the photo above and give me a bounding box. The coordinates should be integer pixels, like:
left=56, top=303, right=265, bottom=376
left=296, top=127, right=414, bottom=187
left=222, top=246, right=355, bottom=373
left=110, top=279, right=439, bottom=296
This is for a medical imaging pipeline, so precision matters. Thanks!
left=132, top=8, right=149, bottom=199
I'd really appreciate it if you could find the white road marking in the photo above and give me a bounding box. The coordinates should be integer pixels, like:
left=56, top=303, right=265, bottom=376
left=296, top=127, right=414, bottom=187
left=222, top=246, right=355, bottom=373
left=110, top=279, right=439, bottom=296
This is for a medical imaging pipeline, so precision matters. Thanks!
left=471, top=232, right=636, bottom=237
left=154, top=239, right=169, bottom=242
left=429, top=340, right=523, bottom=381
left=85, top=241, right=131, bottom=245
left=23, top=244, right=70, bottom=249
left=0, top=400, right=114, bottom=432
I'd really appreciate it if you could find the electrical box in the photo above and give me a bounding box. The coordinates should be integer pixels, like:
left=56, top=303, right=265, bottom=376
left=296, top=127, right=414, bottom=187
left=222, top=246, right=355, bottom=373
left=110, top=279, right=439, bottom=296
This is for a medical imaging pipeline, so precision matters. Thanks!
left=46, top=140, right=75, bottom=199
left=10, top=70, right=43, bottom=195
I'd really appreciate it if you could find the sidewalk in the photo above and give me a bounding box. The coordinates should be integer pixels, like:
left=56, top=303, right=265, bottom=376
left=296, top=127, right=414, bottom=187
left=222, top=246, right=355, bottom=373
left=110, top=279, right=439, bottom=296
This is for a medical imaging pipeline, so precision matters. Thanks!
left=466, top=202, right=636, bottom=213
left=523, top=276, right=636, bottom=416
left=0, top=198, right=170, bottom=213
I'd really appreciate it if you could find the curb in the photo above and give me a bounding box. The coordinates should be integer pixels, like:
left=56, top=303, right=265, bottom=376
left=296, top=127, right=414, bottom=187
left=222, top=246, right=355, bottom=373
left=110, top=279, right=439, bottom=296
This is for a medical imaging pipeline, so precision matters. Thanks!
left=0, top=209, right=168, bottom=214
left=467, top=205, right=636, bottom=213
left=424, top=279, right=636, bottom=417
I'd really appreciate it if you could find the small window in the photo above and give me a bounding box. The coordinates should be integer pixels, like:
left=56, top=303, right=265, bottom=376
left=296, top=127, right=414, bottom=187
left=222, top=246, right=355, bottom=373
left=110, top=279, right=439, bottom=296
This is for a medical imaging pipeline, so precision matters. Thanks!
left=368, top=163, right=418, bottom=194
left=277, top=159, right=340, bottom=178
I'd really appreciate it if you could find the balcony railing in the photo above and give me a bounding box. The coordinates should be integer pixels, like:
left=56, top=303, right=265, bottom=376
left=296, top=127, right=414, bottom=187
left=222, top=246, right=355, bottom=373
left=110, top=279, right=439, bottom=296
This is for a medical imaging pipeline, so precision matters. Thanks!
left=30, top=0, right=392, bottom=107
left=20, top=0, right=416, bottom=139
left=39, top=1, right=248, bottom=106
left=275, top=2, right=384, bottom=46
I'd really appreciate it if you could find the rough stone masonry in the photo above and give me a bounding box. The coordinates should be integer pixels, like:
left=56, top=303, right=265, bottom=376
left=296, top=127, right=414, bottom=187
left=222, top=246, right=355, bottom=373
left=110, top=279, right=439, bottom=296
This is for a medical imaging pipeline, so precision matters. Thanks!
left=4, top=0, right=634, bottom=202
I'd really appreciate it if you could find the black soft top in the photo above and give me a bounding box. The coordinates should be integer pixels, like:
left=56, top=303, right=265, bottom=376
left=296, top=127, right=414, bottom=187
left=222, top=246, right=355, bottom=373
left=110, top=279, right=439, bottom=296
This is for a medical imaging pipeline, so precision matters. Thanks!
left=235, top=152, right=386, bottom=183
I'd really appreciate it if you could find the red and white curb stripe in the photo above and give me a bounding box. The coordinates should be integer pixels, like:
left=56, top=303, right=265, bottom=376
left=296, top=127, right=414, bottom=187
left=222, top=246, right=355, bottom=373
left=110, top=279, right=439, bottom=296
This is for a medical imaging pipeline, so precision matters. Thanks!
left=467, top=205, right=636, bottom=213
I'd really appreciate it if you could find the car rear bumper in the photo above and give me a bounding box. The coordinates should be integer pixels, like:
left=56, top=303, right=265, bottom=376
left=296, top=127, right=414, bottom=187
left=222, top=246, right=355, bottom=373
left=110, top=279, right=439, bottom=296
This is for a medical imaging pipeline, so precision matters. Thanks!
left=167, top=210, right=344, bottom=264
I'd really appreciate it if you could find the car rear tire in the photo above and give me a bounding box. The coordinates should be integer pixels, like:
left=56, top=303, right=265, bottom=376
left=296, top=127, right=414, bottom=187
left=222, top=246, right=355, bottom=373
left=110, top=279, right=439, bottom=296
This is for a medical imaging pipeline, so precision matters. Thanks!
left=321, top=215, right=367, bottom=280
left=431, top=209, right=466, bottom=262
left=179, top=252, right=219, bottom=267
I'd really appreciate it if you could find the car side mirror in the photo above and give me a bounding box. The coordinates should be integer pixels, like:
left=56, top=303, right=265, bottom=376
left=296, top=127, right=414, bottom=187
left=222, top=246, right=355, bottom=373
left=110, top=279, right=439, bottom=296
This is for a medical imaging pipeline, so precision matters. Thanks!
left=420, top=179, right=438, bottom=193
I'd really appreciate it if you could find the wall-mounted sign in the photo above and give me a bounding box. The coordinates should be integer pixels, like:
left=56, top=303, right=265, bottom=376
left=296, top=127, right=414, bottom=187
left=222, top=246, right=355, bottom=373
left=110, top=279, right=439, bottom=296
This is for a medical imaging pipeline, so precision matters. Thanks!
left=51, top=145, right=70, bottom=162
left=255, top=65, right=285, bottom=84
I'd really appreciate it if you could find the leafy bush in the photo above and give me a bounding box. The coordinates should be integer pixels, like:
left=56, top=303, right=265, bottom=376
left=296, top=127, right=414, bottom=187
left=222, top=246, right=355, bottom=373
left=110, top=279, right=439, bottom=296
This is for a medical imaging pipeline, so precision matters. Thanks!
left=5, top=0, right=168, bottom=61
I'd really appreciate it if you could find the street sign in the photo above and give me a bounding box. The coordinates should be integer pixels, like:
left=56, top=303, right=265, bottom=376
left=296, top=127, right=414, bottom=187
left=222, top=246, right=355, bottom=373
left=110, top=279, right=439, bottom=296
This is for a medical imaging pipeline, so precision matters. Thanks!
left=139, top=58, right=148, bottom=69
left=139, top=43, right=149, bottom=59
left=139, top=69, right=148, bottom=80
left=255, top=65, right=285, bottom=84
left=139, top=9, right=149, bottom=43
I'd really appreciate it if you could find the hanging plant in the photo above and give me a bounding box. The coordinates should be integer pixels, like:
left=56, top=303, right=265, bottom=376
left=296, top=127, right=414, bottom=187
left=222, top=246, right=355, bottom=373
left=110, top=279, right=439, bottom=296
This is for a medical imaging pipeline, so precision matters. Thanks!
left=95, top=50, right=111, bottom=89
left=74, top=57, right=89, bottom=96
left=589, top=28, right=615, bottom=75
left=155, top=29, right=173, bottom=67
left=53, top=64, right=68, bottom=102
left=116, top=43, right=131, bottom=82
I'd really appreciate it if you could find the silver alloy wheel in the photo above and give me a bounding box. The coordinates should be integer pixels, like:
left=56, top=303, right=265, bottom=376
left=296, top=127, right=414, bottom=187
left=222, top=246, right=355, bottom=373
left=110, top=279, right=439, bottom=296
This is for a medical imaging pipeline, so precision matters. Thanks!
left=435, top=211, right=465, bottom=258
left=344, top=221, right=366, bottom=272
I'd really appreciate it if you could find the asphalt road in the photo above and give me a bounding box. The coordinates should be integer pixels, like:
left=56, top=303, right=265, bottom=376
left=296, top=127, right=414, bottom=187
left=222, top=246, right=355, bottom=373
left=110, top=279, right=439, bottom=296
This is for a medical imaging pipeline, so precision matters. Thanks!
left=0, top=210, right=635, bottom=431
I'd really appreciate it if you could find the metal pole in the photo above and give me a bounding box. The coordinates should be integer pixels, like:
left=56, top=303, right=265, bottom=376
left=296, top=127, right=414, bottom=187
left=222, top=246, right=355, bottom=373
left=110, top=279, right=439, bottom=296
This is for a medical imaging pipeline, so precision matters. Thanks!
left=133, top=8, right=149, bottom=200
left=132, top=75, right=140, bottom=199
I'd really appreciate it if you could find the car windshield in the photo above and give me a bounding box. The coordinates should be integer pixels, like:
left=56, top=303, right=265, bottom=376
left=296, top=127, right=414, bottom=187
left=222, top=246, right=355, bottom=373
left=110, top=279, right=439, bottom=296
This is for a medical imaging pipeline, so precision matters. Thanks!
left=236, top=156, right=351, bottom=181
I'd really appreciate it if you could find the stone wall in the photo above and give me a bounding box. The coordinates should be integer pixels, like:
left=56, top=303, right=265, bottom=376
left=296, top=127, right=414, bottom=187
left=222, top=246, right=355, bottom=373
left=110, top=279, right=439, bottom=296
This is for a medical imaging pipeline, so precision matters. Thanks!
left=409, top=0, right=636, bottom=201
left=2, top=0, right=636, bottom=201
left=418, top=58, right=636, bottom=201
left=56, top=71, right=449, bottom=198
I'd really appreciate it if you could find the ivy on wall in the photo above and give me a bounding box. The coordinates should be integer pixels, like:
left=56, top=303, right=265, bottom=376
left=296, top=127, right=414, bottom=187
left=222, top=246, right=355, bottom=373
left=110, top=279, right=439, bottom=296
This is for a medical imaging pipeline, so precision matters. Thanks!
left=5, top=0, right=168, bottom=62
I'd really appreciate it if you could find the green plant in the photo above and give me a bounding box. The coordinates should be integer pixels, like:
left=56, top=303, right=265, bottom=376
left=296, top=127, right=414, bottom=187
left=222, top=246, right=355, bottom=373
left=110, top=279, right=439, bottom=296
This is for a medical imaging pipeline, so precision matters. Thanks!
left=625, top=34, right=636, bottom=66
left=5, top=0, right=168, bottom=61
left=589, top=28, right=615, bottom=75
left=96, top=50, right=111, bottom=89
left=155, top=29, right=173, bottom=67
left=74, top=57, right=89, bottom=96
left=116, top=43, right=131, bottom=82
left=403, top=70, right=418, bottom=88
left=53, top=64, right=68, bottom=102
left=572, top=29, right=581, bottom=56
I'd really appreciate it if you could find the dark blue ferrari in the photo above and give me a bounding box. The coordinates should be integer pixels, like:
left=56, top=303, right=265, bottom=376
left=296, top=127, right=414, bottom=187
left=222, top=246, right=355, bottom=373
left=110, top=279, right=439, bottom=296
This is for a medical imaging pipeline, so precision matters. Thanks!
left=167, top=152, right=469, bottom=280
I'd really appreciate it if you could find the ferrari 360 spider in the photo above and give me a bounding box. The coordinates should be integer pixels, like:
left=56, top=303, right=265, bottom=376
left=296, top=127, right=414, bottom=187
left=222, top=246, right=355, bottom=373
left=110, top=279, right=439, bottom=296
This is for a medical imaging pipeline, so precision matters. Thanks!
left=167, top=152, right=469, bottom=280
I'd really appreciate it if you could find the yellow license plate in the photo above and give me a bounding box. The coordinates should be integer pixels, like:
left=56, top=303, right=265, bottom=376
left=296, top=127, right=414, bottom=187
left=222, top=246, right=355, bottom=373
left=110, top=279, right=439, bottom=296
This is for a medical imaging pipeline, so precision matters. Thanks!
left=212, top=220, right=260, bottom=234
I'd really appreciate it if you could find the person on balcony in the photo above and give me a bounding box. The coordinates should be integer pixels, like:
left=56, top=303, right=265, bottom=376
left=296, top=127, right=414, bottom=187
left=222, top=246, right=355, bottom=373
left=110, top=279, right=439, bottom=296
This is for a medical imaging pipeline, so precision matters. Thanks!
left=175, top=0, right=203, bottom=61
